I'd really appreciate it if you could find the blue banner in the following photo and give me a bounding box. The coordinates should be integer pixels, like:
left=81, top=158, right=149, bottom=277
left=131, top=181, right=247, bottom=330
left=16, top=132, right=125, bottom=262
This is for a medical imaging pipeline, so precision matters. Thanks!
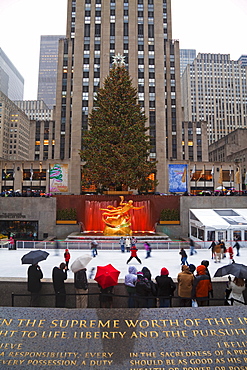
left=169, top=164, right=188, bottom=193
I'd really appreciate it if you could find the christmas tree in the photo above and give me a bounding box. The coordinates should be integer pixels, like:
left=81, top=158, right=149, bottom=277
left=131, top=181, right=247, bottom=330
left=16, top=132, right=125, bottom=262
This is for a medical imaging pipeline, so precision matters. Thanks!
left=80, top=55, right=157, bottom=192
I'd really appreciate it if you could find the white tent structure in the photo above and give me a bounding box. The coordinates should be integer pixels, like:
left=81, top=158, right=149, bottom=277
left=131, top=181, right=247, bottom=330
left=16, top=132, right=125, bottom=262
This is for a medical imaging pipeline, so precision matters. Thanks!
left=189, top=209, right=247, bottom=248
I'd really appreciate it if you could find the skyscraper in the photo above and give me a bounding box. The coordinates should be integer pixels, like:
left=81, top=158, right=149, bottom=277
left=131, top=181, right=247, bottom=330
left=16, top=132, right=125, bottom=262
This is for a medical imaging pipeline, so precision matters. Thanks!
left=37, top=35, right=65, bottom=109
left=180, top=49, right=196, bottom=77
left=182, top=53, right=247, bottom=144
left=0, top=48, right=24, bottom=101
left=55, top=0, right=182, bottom=194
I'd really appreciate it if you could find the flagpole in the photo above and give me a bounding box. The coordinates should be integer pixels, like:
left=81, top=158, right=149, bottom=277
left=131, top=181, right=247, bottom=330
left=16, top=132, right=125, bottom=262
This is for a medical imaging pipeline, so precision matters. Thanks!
left=229, top=165, right=232, bottom=189
left=195, top=164, right=197, bottom=194
left=204, top=165, right=205, bottom=191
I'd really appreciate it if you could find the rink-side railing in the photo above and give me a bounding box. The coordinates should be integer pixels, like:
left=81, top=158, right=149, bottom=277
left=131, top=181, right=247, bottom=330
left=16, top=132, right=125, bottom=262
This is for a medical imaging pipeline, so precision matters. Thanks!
left=4, top=239, right=247, bottom=250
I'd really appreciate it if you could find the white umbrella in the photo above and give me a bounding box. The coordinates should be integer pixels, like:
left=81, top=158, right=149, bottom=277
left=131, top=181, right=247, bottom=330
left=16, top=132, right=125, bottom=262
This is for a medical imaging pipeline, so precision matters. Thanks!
left=216, top=186, right=226, bottom=191
left=71, top=254, right=92, bottom=273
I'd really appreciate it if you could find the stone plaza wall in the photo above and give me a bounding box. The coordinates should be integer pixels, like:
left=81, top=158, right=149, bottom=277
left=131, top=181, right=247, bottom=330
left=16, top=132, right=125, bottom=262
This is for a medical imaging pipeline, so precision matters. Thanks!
left=1, top=279, right=240, bottom=308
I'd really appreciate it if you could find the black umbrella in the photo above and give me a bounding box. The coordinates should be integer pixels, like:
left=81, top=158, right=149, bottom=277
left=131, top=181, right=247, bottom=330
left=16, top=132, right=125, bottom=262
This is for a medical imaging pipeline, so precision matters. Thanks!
left=214, top=263, right=247, bottom=279
left=21, top=250, right=49, bottom=265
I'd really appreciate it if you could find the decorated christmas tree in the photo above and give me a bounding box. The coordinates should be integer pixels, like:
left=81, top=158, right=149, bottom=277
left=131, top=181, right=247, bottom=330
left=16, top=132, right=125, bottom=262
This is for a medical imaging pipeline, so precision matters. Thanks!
left=80, top=55, right=157, bottom=192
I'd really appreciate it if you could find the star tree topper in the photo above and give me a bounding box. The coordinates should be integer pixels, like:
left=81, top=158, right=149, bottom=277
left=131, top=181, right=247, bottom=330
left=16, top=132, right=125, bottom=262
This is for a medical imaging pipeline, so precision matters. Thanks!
left=112, top=53, right=125, bottom=67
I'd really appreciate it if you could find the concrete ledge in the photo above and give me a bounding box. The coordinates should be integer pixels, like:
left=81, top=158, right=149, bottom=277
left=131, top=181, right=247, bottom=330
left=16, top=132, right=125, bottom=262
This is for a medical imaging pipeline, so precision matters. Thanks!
left=1, top=278, right=240, bottom=308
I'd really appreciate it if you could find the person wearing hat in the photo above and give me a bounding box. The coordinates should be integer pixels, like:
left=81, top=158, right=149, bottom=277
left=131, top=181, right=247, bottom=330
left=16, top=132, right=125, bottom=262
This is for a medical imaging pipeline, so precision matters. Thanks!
left=155, top=268, right=176, bottom=308
left=192, top=265, right=212, bottom=306
left=135, top=271, right=151, bottom=308
left=177, top=265, right=194, bottom=307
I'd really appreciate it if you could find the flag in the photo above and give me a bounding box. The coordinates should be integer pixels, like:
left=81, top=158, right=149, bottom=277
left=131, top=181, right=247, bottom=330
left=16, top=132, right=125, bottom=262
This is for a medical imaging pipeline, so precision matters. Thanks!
left=4, top=163, right=7, bottom=175
left=190, top=165, right=196, bottom=179
left=181, top=167, right=187, bottom=183
left=197, top=166, right=205, bottom=181
left=235, top=168, right=240, bottom=185
left=211, top=166, right=214, bottom=175
left=39, top=162, right=42, bottom=173
left=245, top=172, right=247, bottom=185
left=218, top=168, right=223, bottom=184
left=30, top=167, right=33, bottom=181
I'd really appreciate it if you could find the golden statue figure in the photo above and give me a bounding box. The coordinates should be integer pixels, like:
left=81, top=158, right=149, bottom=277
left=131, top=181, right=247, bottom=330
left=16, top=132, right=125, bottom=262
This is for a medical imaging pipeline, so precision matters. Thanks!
left=100, top=196, right=144, bottom=236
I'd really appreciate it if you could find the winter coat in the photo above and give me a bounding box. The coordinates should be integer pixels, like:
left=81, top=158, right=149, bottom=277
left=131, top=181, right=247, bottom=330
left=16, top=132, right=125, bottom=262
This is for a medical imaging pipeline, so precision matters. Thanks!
left=130, top=246, right=138, bottom=257
left=125, top=266, right=137, bottom=288
left=192, top=265, right=212, bottom=300
left=52, top=267, right=67, bottom=293
left=214, top=244, right=221, bottom=254
left=28, top=265, right=43, bottom=293
left=142, top=267, right=157, bottom=298
left=155, top=275, right=176, bottom=298
left=179, top=249, right=187, bottom=258
left=177, top=267, right=194, bottom=298
left=228, top=281, right=245, bottom=305
left=64, top=250, right=70, bottom=262
left=74, top=269, right=88, bottom=290
left=135, top=276, right=151, bottom=297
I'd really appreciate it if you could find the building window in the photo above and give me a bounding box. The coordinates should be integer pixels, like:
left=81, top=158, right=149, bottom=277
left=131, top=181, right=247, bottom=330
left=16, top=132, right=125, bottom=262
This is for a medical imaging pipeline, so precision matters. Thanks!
left=124, top=23, right=128, bottom=36
left=110, top=23, right=115, bottom=36
left=95, top=24, right=101, bottom=37
left=138, top=24, right=144, bottom=36
left=84, top=24, right=90, bottom=37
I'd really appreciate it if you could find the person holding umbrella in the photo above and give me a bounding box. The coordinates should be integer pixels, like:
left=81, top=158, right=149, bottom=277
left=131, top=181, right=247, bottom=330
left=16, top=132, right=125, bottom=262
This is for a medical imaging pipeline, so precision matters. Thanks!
left=94, top=264, right=120, bottom=308
left=71, top=254, right=92, bottom=308
left=52, top=263, right=68, bottom=308
left=22, top=250, right=49, bottom=307
left=27, top=263, right=43, bottom=307
left=227, top=276, right=246, bottom=305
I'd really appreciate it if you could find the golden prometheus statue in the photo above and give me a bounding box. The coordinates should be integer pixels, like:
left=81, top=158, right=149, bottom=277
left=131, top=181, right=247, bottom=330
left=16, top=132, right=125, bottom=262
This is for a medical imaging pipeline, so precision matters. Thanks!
left=100, top=196, right=144, bottom=236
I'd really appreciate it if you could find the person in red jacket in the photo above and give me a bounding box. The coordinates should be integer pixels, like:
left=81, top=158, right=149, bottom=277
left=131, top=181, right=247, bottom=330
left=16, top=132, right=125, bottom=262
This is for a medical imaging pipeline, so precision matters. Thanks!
left=126, top=245, right=142, bottom=264
left=192, top=265, right=212, bottom=306
left=64, top=249, right=71, bottom=269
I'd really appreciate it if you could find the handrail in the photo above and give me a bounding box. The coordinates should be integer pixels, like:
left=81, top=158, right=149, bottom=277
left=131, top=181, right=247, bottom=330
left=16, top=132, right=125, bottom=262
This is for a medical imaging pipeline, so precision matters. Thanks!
left=11, top=292, right=245, bottom=308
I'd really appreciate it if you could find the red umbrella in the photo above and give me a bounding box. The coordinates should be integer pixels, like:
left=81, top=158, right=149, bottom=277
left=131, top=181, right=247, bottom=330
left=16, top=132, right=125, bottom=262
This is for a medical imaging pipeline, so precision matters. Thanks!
left=94, top=264, right=120, bottom=289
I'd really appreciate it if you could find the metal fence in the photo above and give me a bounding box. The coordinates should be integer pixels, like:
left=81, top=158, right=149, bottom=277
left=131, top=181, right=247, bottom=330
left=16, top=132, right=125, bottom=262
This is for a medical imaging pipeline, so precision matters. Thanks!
left=14, top=240, right=194, bottom=250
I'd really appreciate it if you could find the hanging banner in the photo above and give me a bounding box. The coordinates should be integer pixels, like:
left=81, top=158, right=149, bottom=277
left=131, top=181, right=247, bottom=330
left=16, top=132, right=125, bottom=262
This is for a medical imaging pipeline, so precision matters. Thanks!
left=169, top=164, right=188, bottom=193
left=49, top=164, right=68, bottom=193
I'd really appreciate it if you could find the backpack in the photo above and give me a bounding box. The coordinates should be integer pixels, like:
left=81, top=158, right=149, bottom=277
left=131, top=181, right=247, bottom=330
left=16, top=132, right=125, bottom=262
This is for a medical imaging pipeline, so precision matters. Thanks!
left=75, top=270, right=88, bottom=290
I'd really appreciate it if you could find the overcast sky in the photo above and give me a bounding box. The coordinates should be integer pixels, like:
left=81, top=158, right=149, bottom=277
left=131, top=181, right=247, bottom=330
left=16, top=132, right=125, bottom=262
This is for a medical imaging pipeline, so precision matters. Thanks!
left=0, top=0, right=246, bottom=100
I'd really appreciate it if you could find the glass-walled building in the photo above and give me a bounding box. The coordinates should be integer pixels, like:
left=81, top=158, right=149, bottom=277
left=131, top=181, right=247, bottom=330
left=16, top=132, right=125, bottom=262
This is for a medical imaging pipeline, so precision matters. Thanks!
left=0, top=48, right=24, bottom=100
left=37, top=35, right=65, bottom=109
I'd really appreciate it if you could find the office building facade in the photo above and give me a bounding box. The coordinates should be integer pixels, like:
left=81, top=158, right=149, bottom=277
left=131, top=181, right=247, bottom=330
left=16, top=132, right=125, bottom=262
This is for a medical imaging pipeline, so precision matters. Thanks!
left=14, top=100, right=55, bottom=161
left=238, top=55, right=247, bottom=67
left=0, top=92, right=30, bottom=161
left=0, top=48, right=24, bottom=101
left=54, top=0, right=183, bottom=194
left=37, top=36, right=65, bottom=109
left=182, top=53, right=247, bottom=145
